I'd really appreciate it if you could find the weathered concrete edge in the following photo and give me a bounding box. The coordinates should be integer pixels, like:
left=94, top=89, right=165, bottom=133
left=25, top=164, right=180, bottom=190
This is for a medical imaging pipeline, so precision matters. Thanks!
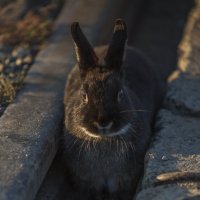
left=135, top=1, right=200, bottom=199
left=0, top=0, right=109, bottom=200
left=165, top=0, right=200, bottom=116
left=135, top=109, right=200, bottom=199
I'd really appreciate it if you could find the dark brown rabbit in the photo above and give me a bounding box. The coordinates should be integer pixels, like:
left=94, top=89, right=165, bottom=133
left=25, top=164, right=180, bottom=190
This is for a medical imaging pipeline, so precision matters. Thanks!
left=63, top=19, right=163, bottom=200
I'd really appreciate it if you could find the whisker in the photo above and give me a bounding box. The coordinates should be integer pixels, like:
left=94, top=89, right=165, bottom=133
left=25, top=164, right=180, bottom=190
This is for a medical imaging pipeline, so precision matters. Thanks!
left=78, top=139, right=86, bottom=161
left=129, top=125, right=136, bottom=134
left=128, top=142, right=136, bottom=152
left=129, top=125, right=139, bottom=139
left=116, top=139, right=120, bottom=156
left=120, top=109, right=151, bottom=113
left=86, top=140, right=91, bottom=152
left=67, top=138, right=78, bottom=150
left=119, top=135, right=128, bottom=153
left=124, top=87, right=132, bottom=102
left=76, top=139, right=87, bottom=173
left=92, top=139, right=97, bottom=151
left=120, top=140, right=124, bottom=154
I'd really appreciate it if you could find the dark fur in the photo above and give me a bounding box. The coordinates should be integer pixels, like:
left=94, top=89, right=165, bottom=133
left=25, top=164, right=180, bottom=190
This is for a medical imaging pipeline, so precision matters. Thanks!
left=63, top=19, right=163, bottom=200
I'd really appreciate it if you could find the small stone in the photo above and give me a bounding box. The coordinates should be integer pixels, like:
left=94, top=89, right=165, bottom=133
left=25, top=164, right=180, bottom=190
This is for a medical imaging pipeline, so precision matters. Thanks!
left=23, top=56, right=33, bottom=65
left=23, top=64, right=29, bottom=70
left=11, top=50, right=17, bottom=57
left=161, top=155, right=167, bottom=161
left=12, top=47, right=30, bottom=58
left=8, top=73, right=15, bottom=78
left=16, top=58, right=23, bottom=66
left=5, top=56, right=16, bottom=65
left=148, top=153, right=155, bottom=159
left=4, top=59, right=9, bottom=65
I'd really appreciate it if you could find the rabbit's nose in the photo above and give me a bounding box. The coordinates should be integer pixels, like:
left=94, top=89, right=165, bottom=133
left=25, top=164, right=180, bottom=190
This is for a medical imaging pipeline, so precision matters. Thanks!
left=94, top=121, right=113, bottom=130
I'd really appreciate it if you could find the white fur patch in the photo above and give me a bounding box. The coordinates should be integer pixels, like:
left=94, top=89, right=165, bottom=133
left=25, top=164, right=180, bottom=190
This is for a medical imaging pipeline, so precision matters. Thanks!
left=79, top=126, right=101, bottom=138
left=78, top=123, right=130, bottom=138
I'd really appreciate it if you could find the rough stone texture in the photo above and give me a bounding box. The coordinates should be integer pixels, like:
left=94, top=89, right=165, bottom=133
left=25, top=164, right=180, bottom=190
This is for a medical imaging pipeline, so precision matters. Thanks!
left=142, top=110, right=200, bottom=187
left=136, top=0, right=200, bottom=199
left=0, top=0, right=108, bottom=199
left=0, top=61, right=67, bottom=200
left=136, top=185, right=200, bottom=200
left=165, top=73, right=200, bottom=116
left=136, top=110, right=200, bottom=199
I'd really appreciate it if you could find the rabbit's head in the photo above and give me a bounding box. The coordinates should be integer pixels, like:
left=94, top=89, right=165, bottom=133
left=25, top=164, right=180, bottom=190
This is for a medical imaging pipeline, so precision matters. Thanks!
left=70, top=19, right=138, bottom=139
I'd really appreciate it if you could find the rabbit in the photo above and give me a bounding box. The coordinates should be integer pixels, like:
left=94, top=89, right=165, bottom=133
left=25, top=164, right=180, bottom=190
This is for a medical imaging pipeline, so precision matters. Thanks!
left=63, top=19, right=164, bottom=200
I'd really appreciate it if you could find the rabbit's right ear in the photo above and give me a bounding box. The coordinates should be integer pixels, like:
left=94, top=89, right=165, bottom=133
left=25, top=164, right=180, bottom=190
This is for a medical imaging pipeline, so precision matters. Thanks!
left=104, top=19, right=127, bottom=70
left=71, top=22, right=98, bottom=77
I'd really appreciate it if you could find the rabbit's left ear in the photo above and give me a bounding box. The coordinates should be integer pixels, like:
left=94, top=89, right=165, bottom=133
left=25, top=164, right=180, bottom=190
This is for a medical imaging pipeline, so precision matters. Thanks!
left=71, top=22, right=98, bottom=72
left=104, top=19, right=127, bottom=70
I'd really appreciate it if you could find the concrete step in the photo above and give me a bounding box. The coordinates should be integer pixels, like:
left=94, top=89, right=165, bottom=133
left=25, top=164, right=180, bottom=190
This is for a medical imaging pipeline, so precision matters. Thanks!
left=136, top=0, right=200, bottom=199
left=0, top=0, right=109, bottom=199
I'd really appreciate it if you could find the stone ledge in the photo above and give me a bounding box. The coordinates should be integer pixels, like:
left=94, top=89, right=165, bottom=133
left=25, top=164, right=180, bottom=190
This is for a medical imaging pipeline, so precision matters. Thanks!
left=136, top=185, right=200, bottom=200
left=0, top=43, right=68, bottom=200
left=165, top=73, right=200, bottom=116
left=0, top=0, right=108, bottom=199
left=136, top=1, right=200, bottom=199
left=136, top=110, right=200, bottom=199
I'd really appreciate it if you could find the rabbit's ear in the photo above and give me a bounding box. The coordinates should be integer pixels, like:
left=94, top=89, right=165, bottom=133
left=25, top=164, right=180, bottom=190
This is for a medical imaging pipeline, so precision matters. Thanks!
left=104, top=19, right=127, bottom=70
left=71, top=22, right=98, bottom=74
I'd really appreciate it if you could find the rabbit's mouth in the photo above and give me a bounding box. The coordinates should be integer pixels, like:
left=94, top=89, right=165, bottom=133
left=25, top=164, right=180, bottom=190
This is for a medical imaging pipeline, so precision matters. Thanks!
left=78, top=123, right=131, bottom=138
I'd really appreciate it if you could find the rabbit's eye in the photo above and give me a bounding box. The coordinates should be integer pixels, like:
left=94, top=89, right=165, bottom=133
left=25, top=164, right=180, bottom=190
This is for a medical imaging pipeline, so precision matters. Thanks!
left=117, top=89, right=124, bottom=103
left=82, top=91, right=88, bottom=103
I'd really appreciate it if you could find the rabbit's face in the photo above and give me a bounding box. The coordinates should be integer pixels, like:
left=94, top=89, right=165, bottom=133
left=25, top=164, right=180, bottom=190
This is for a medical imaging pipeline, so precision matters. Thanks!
left=77, top=68, right=134, bottom=137
left=70, top=19, right=135, bottom=138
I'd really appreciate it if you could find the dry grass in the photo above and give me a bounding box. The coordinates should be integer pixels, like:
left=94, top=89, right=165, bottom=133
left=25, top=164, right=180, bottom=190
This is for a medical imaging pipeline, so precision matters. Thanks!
left=0, top=75, right=15, bottom=105
left=0, top=11, right=52, bottom=46
left=0, top=11, right=53, bottom=109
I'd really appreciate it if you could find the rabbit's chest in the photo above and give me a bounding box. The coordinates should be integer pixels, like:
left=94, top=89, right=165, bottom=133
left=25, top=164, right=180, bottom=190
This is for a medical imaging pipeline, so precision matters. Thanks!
left=80, top=170, right=131, bottom=193
left=69, top=146, right=136, bottom=193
